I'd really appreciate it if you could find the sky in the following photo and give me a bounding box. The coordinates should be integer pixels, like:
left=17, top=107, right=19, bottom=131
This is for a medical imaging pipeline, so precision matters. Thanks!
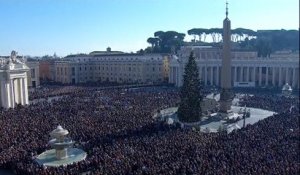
left=0, top=0, right=298, bottom=56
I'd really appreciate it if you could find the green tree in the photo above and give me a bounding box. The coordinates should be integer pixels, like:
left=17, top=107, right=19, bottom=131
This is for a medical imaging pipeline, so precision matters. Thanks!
left=187, top=28, right=198, bottom=42
left=153, top=31, right=185, bottom=53
left=147, top=37, right=160, bottom=48
left=177, top=52, right=203, bottom=123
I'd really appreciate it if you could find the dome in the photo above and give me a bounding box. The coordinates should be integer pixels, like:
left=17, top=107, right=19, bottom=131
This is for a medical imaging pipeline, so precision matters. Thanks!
left=282, top=83, right=292, bottom=91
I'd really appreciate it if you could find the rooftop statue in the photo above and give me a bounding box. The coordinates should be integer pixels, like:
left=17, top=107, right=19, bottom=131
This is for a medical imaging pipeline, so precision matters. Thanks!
left=10, top=50, right=17, bottom=63
left=9, top=50, right=25, bottom=65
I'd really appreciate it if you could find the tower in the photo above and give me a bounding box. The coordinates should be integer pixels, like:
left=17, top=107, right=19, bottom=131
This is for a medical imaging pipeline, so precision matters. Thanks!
left=219, top=1, right=233, bottom=115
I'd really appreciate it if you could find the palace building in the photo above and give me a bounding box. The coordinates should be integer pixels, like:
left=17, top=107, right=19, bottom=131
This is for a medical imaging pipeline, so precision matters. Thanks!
left=54, top=51, right=170, bottom=84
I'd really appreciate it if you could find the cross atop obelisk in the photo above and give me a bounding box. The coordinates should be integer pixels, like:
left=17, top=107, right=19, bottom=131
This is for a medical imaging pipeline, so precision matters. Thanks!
left=226, top=1, right=228, bottom=18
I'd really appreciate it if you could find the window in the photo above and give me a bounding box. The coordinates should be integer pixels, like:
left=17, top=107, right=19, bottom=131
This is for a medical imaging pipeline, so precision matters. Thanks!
left=72, top=67, right=75, bottom=76
left=31, top=69, right=35, bottom=78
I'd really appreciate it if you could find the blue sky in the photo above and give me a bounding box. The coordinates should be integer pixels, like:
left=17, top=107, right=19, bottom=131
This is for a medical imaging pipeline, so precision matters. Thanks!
left=0, top=0, right=298, bottom=56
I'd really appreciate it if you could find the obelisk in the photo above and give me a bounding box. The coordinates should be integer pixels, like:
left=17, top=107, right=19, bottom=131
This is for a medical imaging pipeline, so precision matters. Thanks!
left=219, top=1, right=232, bottom=115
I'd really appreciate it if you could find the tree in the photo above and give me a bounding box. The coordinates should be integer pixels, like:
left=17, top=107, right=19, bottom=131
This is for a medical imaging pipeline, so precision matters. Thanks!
left=177, top=52, right=203, bottom=123
left=187, top=28, right=198, bottom=42
left=149, top=31, right=185, bottom=53
left=147, top=37, right=160, bottom=48
left=256, top=37, right=272, bottom=57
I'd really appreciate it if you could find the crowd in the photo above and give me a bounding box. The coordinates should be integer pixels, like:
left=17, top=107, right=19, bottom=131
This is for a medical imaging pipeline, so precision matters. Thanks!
left=0, top=86, right=298, bottom=175
left=29, top=86, right=86, bottom=100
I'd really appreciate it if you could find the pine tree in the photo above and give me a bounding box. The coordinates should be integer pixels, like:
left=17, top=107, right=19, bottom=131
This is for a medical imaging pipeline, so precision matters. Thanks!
left=177, top=52, right=202, bottom=123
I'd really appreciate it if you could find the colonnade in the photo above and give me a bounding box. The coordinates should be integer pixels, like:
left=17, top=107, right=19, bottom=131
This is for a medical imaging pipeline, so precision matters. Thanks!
left=170, top=65, right=299, bottom=89
left=0, top=77, right=29, bottom=108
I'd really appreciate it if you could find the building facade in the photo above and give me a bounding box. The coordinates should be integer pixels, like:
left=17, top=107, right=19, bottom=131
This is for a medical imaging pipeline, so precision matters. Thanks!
left=169, top=46, right=299, bottom=89
left=54, top=53, right=169, bottom=84
left=26, top=60, right=40, bottom=87
left=39, top=60, right=55, bottom=81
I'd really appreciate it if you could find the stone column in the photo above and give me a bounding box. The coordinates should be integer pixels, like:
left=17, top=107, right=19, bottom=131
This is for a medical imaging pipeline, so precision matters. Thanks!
left=0, top=81, right=6, bottom=108
left=3, top=82, right=11, bottom=108
left=216, top=66, right=220, bottom=86
left=204, top=66, right=207, bottom=85
left=272, top=67, right=276, bottom=86
left=234, top=66, right=237, bottom=82
left=13, top=79, right=20, bottom=104
left=296, top=68, right=300, bottom=89
left=259, top=67, right=262, bottom=86
left=265, top=67, right=269, bottom=86
left=240, top=67, right=243, bottom=82
left=285, top=68, right=289, bottom=85
left=292, top=67, right=296, bottom=88
left=10, top=79, right=15, bottom=108
left=246, top=67, right=249, bottom=82
left=19, top=78, right=24, bottom=105
left=170, top=67, right=172, bottom=84
left=279, top=67, right=282, bottom=86
left=253, top=67, right=256, bottom=85
left=210, top=66, right=213, bottom=85
left=198, top=67, right=201, bottom=79
left=22, top=78, right=29, bottom=105
left=176, top=67, right=179, bottom=87
left=170, top=67, right=173, bottom=84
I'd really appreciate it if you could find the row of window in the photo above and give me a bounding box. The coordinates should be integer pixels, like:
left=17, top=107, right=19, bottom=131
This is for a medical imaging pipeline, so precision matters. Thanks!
left=74, top=57, right=162, bottom=62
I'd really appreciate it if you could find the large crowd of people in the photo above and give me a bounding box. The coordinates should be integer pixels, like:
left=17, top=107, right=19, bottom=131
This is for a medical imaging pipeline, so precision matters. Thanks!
left=0, top=86, right=298, bottom=174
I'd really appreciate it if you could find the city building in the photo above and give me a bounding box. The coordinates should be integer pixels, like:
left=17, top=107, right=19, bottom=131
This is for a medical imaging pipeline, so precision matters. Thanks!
left=169, top=46, right=299, bottom=89
left=54, top=51, right=169, bottom=84
left=39, top=60, right=56, bottom=81
left=26, top=60, right=40, bottom=87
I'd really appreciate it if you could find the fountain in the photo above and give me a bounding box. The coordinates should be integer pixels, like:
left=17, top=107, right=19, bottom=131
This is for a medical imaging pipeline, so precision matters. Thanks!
left=49, top=125, right=75, bottom=160
left=36, top=125, right=87, bottom=167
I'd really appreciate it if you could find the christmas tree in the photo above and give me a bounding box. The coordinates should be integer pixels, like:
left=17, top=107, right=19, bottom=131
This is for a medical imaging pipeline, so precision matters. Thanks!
left=177, top=52, right=202, bottom=123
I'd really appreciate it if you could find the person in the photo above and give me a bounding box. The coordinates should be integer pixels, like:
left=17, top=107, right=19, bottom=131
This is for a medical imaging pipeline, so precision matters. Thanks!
left=0, top=86, right=298, bottom=174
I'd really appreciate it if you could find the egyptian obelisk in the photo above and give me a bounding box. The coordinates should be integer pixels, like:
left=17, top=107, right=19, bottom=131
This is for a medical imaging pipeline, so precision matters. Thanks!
left=219, top=1, right=232, bottom=115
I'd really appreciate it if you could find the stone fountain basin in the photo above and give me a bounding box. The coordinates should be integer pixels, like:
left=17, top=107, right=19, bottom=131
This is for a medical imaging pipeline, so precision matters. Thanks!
left=36, top=148, right=87, bottom=167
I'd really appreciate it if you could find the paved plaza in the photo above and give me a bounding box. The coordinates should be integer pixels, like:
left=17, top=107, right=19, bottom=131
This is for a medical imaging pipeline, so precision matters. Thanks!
left=155, top=94, right=276, bottom=133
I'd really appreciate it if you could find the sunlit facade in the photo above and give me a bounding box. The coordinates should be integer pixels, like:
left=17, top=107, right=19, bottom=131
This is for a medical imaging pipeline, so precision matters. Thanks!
left=169, top=46, right=299, bottom=89
left=54, top=53, right=170, bottom=84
